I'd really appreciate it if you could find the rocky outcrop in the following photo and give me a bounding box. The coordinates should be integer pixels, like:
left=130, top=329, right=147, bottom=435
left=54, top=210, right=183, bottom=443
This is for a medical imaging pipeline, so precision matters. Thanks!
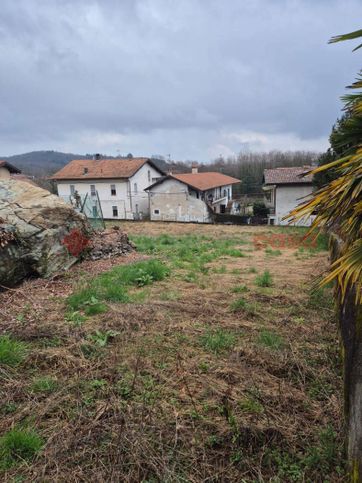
left=0, top=179, right=90, bottom=287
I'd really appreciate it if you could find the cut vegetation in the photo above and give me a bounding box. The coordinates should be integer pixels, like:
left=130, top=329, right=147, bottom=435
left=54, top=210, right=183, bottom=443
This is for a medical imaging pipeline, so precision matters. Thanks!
left=0, top=222, right=345, bottom=481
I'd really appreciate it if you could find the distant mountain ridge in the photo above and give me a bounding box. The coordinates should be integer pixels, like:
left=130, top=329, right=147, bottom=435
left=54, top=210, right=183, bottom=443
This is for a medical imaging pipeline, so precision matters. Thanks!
left=0, top=151, right=175, bottom=178
left=0, top=151, right=91, bottom=177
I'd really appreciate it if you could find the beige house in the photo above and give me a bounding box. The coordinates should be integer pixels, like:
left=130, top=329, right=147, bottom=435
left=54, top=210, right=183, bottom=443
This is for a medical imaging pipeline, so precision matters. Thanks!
left=145, top=166, right=240, bottom=223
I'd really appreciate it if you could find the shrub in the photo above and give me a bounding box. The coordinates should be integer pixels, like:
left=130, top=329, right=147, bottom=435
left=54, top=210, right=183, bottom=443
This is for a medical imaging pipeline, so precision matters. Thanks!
left=0, top=428, right=43, bottom=468
left=0, top=336, right=28, bottom=367
left=255, top=270, right=273, bottom=287
left=253, top=202, right=269, bottom=217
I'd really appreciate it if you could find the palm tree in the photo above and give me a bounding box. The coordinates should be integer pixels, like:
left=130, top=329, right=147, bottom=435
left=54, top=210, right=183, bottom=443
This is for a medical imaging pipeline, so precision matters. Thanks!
left=290, top=29, right=362, bottom=479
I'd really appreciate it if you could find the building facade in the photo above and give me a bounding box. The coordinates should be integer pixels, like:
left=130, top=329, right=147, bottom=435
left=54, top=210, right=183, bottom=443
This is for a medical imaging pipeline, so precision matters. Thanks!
left=145, top=168, right=240, bottom=223
left=263, top=166, right=315, bottom=226
left=52, top=157, right=164, bottom=220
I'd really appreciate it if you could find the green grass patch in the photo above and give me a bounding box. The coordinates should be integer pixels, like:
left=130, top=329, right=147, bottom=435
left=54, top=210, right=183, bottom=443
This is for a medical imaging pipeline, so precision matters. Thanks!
left=200, top=329, right=236, bottom=354
left=67, top=259, right=169, bottom=312
left=258, top=330, right=285, bottom=350
left=30, top=376, right=58, bottom=394
left=231, top=285, right=248, bottom=293
left=0, top=428, right=43, bottom=469
left=255, top=270, right=273, bottom=287
left=265, top=246, right=282, bottom=256
left=0, top=336, right=28, bottom=367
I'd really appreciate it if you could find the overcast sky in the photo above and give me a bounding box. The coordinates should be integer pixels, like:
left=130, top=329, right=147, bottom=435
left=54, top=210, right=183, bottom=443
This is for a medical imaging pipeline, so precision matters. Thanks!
left=0, top=0, right=361, bottom=161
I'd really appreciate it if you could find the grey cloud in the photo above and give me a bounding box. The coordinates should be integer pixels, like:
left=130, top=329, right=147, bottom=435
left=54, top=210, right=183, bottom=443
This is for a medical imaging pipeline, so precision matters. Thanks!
left=0, top=0, right=361, bottom=159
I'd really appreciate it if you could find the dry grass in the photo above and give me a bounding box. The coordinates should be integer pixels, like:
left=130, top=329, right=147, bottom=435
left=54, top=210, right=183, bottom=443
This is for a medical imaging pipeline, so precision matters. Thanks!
left=0, top=222, right=345, bottom=481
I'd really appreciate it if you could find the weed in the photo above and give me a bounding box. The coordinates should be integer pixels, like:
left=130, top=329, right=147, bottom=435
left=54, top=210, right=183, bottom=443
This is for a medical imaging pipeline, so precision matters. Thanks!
left=30, top=376, right=58, bottom=394
left=65, top=311, right=87, bottom=326
left=0, top=336, right=28, bottom=367
left=0, top=428, right=43, bottom=469
left=255, top=270, right=273, bottom=287
left=231, top=285, right=248, bottom=293
left=88, top=330, right=119, bottom=347
left=231, top=268, right=241, bottom=275
left=248, top=267, right=257, bottom=273
left=198, top=361, right=210, bottom=373
left=265, top=246, right=282, bottom=256
left=223, top=248, right=245, bottom=258
left=258, top=330, right=285, bottom=350
left=238, top=396, right=264, bottom=414
left=1, top=403, right=17, bottom=415
left=230, top=297, right=247, bottom=312
left=200, top=329, right=236, bottom=354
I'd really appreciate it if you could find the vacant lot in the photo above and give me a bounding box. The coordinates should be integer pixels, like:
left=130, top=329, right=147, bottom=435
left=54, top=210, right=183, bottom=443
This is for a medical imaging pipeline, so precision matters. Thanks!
left=0, top=222, right=345, bottom=481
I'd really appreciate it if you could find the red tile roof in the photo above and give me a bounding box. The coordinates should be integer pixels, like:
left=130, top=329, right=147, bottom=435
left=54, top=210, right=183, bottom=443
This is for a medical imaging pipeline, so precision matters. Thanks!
left=51, top=157, right=163, bottom=180
left=263, top=166, right=313, bottom=185
left=171, top=172, right=240, bottom=191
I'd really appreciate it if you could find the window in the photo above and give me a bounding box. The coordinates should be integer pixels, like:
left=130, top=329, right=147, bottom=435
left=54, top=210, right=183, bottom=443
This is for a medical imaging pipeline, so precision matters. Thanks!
left=220, top=204, right=226, bottom=214
left=223, top=189, right=227, bottom=198
left=90, top=185, right=96, bottom=196
left=83, top=167, right=88, bottom=174
left=112, top=206, right=118, bottom=217
left=133, top=183, right=138, bottom=194
left=154, top=209, right=160, bottom=215
left=70, top=185, right=75, bottom=196
left=92, top=206, right=97, bottom=218
left=148, top=170, right=151, bottom=183
left=110, top=184, right=116, bottom=196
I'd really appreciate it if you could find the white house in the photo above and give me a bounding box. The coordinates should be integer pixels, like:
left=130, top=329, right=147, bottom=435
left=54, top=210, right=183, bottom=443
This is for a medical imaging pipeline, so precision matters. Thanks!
left=52, top=156, right=165, bottom=220
left=145, top=166, right=240, bottom=223
left=0, top=161, right=21, bottom=179
left=263, top=166, right=315, bottom=226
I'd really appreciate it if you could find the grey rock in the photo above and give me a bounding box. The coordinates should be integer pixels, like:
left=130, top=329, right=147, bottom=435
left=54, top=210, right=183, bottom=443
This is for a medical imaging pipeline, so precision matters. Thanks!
left=0, top=179, right=90, bottom=287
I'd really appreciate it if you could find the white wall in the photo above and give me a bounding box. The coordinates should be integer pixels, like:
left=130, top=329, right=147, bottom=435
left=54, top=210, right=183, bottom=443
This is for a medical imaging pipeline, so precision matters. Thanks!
left=129, top=163, right=162, bottom=217
left=272, top=184, right=314, bottom=226
left=148, top=178, right=212, bottom=223
left=56, top=161, right=163, bottom=220
left=0, top=166, right=10, bottom=179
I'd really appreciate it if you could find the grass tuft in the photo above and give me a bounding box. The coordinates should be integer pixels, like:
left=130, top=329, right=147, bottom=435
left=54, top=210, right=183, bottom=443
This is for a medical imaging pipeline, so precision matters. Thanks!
left=200, top=329, right=236, bottom=354
left=255, top=270, right=273, bottom=287
left=0, top=336, right=28, bottom=367
left=0, top=429, right=43, bottom=469
left=258, top=330, right=285, bottom=350
left=30, top=377, right=58, bottom=394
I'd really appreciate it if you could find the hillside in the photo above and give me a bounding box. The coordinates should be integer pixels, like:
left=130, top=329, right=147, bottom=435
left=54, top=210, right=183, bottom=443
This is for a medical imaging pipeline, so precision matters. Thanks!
left=0, top=151, right=88, bottom=177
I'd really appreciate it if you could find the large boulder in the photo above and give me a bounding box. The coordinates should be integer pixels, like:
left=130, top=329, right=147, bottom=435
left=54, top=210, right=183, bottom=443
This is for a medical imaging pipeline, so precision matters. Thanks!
left=0, top=179, right=90, bottom=287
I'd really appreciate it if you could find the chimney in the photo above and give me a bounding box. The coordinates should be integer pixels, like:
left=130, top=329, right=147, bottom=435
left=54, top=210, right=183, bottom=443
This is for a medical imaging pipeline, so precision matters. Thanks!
left=191, top=163, right=198, bottom=174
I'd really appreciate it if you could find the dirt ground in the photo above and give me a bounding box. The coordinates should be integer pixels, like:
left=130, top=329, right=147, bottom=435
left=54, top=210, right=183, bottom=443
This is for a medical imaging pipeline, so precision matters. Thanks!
left=0, top=222, right=345, bottom=482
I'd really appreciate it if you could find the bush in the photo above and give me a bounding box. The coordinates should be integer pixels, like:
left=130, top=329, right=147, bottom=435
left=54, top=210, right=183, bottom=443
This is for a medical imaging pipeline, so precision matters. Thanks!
left=253, top=202, right=269, bottom=217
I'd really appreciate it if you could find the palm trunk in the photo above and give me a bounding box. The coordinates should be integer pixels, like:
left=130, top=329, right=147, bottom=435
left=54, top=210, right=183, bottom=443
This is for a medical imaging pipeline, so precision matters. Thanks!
left=332, top=235, right=362, bottom=480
